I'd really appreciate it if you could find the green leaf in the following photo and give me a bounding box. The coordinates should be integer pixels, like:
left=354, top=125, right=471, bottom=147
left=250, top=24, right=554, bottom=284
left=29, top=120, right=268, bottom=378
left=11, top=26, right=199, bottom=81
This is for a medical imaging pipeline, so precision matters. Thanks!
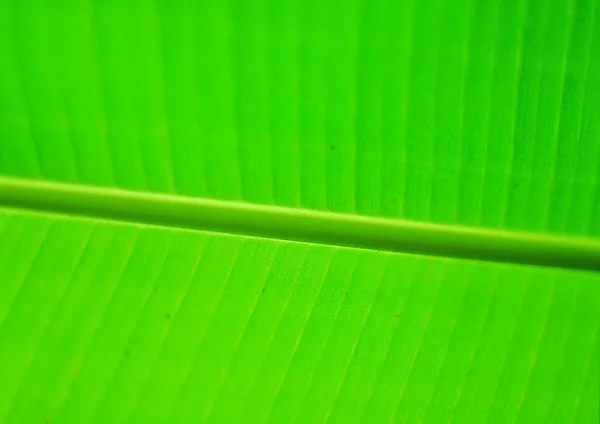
left=0, top=0, right=598, bottom=422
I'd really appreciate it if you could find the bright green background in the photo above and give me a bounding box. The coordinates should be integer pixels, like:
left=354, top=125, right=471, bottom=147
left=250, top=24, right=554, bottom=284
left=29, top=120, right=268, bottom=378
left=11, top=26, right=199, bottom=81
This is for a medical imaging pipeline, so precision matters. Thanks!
left=0, top=209, right=598, bottom=424
left=1, top=0, right=600, bottom=422
left=1, top=0, right=599, bottom=236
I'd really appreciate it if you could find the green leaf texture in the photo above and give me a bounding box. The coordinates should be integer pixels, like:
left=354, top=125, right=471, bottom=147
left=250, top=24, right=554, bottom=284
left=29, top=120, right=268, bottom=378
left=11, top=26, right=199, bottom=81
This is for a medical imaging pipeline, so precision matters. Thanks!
left=1, top=0, right=599, bottom=235
left=0, top=209, right=598, bottom=424
left=1, top=0, right=600, bottom=423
